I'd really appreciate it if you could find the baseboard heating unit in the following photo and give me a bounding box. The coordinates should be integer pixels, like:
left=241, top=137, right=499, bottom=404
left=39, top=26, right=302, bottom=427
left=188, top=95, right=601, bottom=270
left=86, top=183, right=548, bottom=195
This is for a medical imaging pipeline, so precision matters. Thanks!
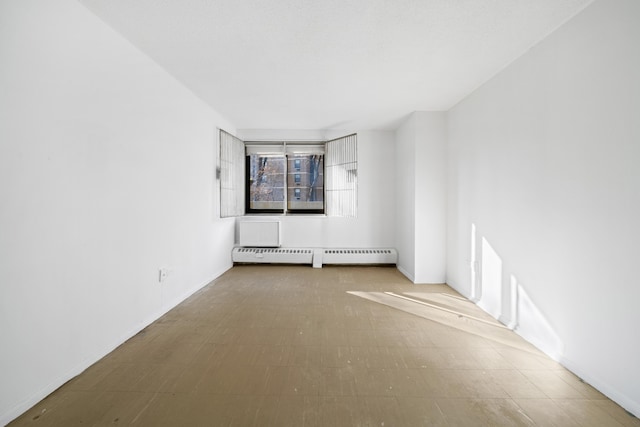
left=232, top=247, right=397, bottom=267
left=232, top=248, right=314, bottom=264
left=322, top=248, right=397, bottom=265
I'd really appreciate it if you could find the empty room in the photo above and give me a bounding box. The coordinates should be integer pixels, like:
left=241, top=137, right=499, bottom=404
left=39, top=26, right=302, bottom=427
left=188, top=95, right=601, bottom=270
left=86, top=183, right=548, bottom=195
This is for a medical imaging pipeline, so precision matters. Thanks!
left=1, top=0, right=639, bottom=425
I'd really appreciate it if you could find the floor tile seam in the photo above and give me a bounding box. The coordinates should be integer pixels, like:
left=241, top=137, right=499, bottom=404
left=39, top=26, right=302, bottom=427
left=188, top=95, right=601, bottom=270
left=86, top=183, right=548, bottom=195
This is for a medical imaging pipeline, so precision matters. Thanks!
left=74, top=388, right=189, bottom=395
left=550, top=396, right=613, bottom=403
left=185, top=388, right=475, bottom=399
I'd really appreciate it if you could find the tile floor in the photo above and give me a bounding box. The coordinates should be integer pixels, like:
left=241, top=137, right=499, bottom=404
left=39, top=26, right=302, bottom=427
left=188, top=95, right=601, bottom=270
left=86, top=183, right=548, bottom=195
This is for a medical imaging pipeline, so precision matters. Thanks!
left=10, top=265, right=640, bottom=426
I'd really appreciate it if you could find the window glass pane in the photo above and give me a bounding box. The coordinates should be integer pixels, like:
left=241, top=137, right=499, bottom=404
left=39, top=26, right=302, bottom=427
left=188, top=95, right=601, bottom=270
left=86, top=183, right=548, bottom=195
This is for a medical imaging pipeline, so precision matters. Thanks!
left=287, top=155, right=324, bottom=211
left=248, top=154, right=285, bottom=211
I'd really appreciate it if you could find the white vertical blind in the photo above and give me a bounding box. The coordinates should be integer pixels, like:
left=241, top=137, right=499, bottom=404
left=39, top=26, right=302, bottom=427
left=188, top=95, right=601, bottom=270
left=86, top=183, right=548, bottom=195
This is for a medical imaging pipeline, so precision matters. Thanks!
left=325, top=134, right=357, bottom=217
left=219, top=129, right=245, bottom=217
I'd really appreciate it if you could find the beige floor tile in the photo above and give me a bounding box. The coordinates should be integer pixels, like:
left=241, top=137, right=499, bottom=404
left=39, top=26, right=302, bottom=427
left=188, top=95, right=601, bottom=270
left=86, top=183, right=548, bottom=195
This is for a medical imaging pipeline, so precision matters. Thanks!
left=14, top=391, right=159, bottom=427
left=428, top=327, right=496, bottom=348
left=261, top=365, right=290, bottom=395
left=320, top=327, right=351, bottom=346
left=205, top=326, right=241, bottom=344
left=156, top=361, right=210, bottom=394
left=513, top=398, right=581, bottom=427
left=385, top=368, right=431, bottom=397
left=419, top=368, right=470, bottom=398
left=196, top=363, right=270, bottom=395
left=553, top=369, right=609, bottom=400
left=292, top=327, right=326, bottom=346
left=352, top=367, right=397, bottom=397
left=485, top=369, right=547, bottom=399
left=289, top=345, right=323, bottom=367
left=388, top=346, right=437, bottom=369
left=349, top=345, right=397, bottom=368
left=218, top=343, right=262, bottom=366
left=357, top=396, right=406, bottom=426
left=253, top=345, right=294, bottom=367
left=188, top=342, right=229, bottom=367
left=320, top=345, right=354, bottom=368
left=397, top=397, right=449, bottom=426
left=319, top=396, right=361, bottom=426
left=591, top=400, right=640, bottom=427
left=8, top=266, right=637, bottom=427
left=553, top=399, right=631, bottom=427
left=494, top=346, right=562, bottom=370
left=235, top=327, right=295, bottom=346
left=320, top=366, right=358, bottom=396
left=62, top=360, right=119, bottom=392
left=471, top=347, right=517, bottom=370
left=519, top=369, right=590, bottom=399
left=281, top=366, right=323, bottom=396
left=431, top=346, right=485, bottom=369
left=272, top=396, right=321, bottom=427
left=437, top=398, right=535, bottom=426
left=398, top=329, right=436, bottom=347
left=90, top=363, right=157, bottom=392
left=454, top=369, right=512, bottom=398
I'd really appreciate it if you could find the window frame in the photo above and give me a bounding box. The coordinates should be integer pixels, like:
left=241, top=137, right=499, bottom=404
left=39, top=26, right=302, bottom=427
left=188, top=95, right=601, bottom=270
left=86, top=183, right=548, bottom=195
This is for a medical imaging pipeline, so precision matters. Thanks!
left=245, top=143, right=326, bottom=215
left=244, top=154, right=288, bottom=214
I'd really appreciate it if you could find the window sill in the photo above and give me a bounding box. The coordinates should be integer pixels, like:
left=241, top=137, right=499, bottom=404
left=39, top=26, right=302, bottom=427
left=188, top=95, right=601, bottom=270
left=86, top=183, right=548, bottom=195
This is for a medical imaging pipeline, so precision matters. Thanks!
left=242, top=213, right=327, bottom=217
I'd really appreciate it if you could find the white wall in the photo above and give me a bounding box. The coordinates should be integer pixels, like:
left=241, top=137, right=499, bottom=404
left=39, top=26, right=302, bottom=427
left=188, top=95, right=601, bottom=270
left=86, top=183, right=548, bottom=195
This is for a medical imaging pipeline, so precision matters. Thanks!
left=395, top=112, right=447, bottom=283
left=0, top=1, right=235, bottom=423
left=446, top=0, right=640, bottom=416
left=237, top=130, right=396, bottom=249
left=414, top=113, right=447, bottom=283
left=395, top=116, right=416, bottom=280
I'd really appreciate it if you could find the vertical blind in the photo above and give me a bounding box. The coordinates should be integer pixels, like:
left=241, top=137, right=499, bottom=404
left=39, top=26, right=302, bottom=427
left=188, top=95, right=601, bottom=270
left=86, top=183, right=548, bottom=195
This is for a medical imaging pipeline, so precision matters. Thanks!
left=325, top=134, right=357, bottom=217
left=219, top=130, right=245, bottom=217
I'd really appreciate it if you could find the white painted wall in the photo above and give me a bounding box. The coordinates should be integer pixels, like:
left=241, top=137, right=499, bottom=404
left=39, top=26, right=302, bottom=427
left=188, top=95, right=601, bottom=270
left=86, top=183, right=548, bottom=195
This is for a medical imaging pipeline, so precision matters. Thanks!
left=395, top=116, right=417, bottom=280
left=0, top=1, right=235, bottom=423
left=236, top=130, right=396, bottom=249
left=395, top=112, right=447, bottom=283
left=414, top=112, right=447, bottom=284
left=446, top=0, right=640, bottom=416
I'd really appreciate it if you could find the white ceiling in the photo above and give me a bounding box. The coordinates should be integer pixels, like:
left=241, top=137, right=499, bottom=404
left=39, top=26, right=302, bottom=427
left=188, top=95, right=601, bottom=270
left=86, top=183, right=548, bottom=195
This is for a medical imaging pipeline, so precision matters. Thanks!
left=79, top=0, right=592, bottom=131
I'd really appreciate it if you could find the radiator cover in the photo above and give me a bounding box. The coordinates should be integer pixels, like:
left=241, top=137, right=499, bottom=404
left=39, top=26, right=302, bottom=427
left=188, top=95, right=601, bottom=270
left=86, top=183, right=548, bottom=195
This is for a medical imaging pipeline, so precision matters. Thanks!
left=238, top=221, right=281, bottom=247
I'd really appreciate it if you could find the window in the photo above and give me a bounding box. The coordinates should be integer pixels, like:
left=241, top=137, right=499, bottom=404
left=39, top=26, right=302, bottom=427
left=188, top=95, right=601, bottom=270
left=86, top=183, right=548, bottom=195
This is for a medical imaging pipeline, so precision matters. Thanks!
left=246, top=143, right=324, bottom=214
left=221, top=133, right=356, bottom=217
left=246, top=154, right=286, bottom=213
left=288, top=154, right=323, bottom=212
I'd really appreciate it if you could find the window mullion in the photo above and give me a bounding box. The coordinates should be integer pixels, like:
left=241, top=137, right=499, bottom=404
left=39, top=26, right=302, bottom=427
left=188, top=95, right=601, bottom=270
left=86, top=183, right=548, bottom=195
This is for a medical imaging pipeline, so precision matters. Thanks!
left=283, top=142, right=288, bottom=214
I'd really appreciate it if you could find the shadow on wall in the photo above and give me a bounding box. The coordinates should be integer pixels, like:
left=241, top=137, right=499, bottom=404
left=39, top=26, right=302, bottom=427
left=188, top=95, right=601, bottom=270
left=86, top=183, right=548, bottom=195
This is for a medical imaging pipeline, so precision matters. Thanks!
left=470, top=223, right=564, bottom=360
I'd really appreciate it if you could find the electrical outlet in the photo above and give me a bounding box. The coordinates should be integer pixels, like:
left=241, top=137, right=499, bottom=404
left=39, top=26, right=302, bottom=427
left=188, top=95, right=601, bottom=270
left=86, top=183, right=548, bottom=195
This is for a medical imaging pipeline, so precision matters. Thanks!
left=159, top=268, right=168, bottom=282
